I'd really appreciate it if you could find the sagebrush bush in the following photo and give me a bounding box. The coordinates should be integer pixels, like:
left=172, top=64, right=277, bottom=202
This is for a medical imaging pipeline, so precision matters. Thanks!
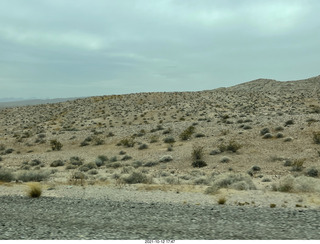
left=70, top=156, right=84, bottom=166
left=123, top=171, right=151, bottom=184
left=79, top=162, right=97, bottom=172
left=16, top=170, right=50, bottom=182
left=306, top=167, right=319, bottom=177
left=26, top=183, right=42, bottom=198
left=143, top=161, right=159, bottom=167
left=95, top=156, right=107, bottom=167
left=0, top=169, right=15, bottom=182
left=159, top=155, right=173, bottom=162
left=163, top=136, right=175, bottom=143
left=138, top=144, right=148, bottom=150
left=260, top=128, right=270, bottom=136
left=272, top=175, right=319, bottom=193
left=132, top=161, right=143, bottom=168
left=29, top=159, right=42, bottom=166
left=205, top=173, right=256, bottom=194
left=50, top=160, right=65, bottom=167
left=220, top=156, right=231, bottom=163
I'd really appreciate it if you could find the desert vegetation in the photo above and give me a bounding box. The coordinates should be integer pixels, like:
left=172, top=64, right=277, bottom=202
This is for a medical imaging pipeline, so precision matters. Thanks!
left=0, top=76, right=320, bottom=207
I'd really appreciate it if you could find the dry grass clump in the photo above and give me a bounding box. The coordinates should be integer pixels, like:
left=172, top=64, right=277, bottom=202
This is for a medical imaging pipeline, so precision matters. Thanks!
left=217, top=196, right=227, bottom=205
left=272, top=175, right=320, bottom=193
left=205, top=173, right=256, bottom=194
left=26, top=182, right=42, bottom=198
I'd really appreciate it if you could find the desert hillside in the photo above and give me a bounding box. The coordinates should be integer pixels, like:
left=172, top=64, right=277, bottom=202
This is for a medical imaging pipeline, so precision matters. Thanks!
left=1, top=75, right=320, bottom=208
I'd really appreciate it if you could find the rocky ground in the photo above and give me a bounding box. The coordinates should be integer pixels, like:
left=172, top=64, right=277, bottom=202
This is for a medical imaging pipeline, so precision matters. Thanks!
left=0, top=75, right=320, bottom=240
left=1, top=185, right=320, bottom=240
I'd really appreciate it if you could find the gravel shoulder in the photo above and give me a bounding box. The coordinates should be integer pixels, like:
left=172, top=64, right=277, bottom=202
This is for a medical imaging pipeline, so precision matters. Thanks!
left=1, top=183, right=320, bottom=240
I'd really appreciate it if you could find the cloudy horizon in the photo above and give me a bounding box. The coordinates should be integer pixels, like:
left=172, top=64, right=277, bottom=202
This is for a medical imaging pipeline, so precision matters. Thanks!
left=1, top=0, right=319, bottom=99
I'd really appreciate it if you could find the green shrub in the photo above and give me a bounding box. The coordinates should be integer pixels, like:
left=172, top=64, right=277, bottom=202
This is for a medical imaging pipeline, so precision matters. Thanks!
left=179, top=126, right=195, bottom=140
left=50, top=140, right=63, bottom=151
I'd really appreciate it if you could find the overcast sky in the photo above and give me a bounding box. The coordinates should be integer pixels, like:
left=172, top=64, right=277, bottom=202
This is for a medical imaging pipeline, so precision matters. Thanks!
left=0, top=0, right=319, bottom=99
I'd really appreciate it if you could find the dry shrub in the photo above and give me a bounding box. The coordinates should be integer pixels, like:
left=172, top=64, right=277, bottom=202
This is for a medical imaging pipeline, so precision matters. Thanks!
left=0, top=169, right=15, bottom=182
left=179, top=126, right=195, bottom=140
left=218, top=140, right=242, bottom=153
left=313, top=131, right=320, bottom=144
left=272, top=175, right=320, bottom=193
left=205, top=173, right=256, bottom=194
left=217, top=196, right=227, bottom=205
left=26, top=182, right=42, bottom=198
left=16, top=170, right=50, bottom=182
left=122, top=171, right=152, bottom=184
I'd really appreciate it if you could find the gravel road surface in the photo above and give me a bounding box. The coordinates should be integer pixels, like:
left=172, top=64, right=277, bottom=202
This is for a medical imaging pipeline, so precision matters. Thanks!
left=1, top=195, right=320, bottom=240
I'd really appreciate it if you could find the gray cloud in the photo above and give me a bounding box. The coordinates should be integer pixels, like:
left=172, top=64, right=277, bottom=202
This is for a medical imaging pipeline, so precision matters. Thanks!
left=0, top=0, right=319, bottom=99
